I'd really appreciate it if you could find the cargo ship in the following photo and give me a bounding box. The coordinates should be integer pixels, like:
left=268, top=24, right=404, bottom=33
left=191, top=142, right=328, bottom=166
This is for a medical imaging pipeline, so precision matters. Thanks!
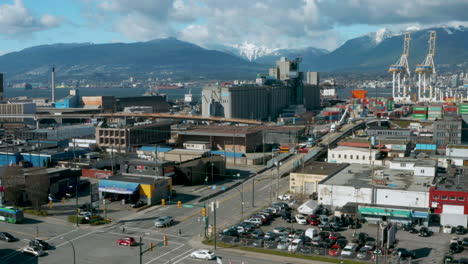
left=155, top=84, right=184, bottom=90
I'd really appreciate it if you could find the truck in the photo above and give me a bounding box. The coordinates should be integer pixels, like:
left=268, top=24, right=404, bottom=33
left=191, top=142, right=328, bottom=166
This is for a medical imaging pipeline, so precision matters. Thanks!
left=297, top=200, right=319, bottom=215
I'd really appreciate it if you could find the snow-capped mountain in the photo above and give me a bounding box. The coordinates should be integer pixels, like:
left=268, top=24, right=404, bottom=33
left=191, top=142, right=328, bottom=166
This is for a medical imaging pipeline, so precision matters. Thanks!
left=366, top=28, right=396, bottom=45
left=232, top=42, right=278, bottom=61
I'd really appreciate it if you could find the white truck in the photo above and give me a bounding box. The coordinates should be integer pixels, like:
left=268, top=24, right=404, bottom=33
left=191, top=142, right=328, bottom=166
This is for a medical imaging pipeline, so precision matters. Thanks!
left=297, top=200, right=319, bottom=215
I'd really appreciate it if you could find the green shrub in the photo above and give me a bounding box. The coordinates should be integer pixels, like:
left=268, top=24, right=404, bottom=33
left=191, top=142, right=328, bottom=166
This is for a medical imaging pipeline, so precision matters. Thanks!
left=24, top=209, right=49, bottom=216
left=90, top=219, right=111, bottom=226
left=67, top=215, right=87, bottom=224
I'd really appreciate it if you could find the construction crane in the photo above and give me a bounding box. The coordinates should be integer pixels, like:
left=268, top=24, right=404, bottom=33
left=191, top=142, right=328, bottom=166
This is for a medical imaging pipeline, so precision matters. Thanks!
left=415, top=31, right=437, bottom=102
left=389, top=32, right=411, bottom=103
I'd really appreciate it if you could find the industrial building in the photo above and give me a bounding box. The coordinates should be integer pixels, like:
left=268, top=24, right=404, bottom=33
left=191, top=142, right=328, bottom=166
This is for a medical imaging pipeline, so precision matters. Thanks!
left=18, top=125, right=95, bottom=141
left=202, top=57, right=320, bottom=121
left=0, top=102, right=36, bottom=124
left=81, top=96, right=116, bottom=111
left=327, top=146, right=382, bottom=165
left=289, top=162, right=348, bottom=195
left=116, top=95, right=169, bottom=113
left=98, top=176, right=172, bottom=205
left=176, top=125, right=263, bottom=153
left=96, top=119, right=171, bottom=152
left=55, top=89, right=80, bottom=108
left=121, top=159, right=175, bottom=178
left=433, top=116, right=462, bottom=147
left=318, top=163, right=433, bottom=224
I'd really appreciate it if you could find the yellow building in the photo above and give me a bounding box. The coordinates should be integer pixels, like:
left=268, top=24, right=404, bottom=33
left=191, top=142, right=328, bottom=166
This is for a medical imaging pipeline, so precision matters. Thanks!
left=290, top=162, right=348, bottom=196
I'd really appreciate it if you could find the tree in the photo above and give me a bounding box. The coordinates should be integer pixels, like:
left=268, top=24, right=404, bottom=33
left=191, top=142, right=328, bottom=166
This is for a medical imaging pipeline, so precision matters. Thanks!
left=24, top=168, right=49, bottom=210
left=2, top=166, right=26, bottom=206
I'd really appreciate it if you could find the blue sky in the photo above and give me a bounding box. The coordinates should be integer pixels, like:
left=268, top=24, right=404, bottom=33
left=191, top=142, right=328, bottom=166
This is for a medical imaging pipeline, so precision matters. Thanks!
left=0, top=0, right=467, bottom=55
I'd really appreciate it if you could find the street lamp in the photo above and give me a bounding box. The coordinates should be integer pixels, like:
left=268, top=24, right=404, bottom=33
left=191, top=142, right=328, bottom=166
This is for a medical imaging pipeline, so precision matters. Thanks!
left=60, top=237, right=76, bottom=264
left=210, top=163, right=215, bottom=184
left=233, top=173, right=244, bottom=220
left=274, top=161, right=282, bottom=198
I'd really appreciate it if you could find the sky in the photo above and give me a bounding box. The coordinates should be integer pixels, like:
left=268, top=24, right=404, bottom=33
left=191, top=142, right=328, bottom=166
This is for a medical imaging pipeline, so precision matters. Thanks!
left=0, top=0, right=467, bottom=55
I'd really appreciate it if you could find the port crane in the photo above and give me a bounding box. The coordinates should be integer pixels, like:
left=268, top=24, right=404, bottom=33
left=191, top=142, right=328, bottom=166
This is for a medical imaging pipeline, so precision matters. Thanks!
left=415, top=31, right=438, bottom=102
left=389, top=32, right=411, bottom=103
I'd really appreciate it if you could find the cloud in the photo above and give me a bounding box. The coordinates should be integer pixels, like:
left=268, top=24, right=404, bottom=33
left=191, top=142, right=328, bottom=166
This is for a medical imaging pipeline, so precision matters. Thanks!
left=92, top=0, right=468, bottom=50
left=0, top=0, right=62, bottom=37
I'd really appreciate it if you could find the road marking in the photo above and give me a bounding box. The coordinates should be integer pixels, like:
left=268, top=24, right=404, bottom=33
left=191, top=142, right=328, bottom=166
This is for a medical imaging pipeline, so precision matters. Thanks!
left=163, top=248, right=194, bottom=264
left=117, top=227, right=187, bottom=244
left=144, top=244, right=185, bottom=264
left=47, top=228, right=80, bottom=241
left=55, top=230, right=99, bottom=247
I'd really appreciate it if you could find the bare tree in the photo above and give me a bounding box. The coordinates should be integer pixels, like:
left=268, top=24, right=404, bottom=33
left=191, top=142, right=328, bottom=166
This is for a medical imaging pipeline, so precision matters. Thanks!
left=24, top=168, right=49, bottom=210
left=2, top=166, right=25, bottom=206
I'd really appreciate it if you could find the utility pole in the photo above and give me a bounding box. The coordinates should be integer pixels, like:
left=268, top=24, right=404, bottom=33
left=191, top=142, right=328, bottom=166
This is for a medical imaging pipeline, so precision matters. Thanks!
left=251, top=179, right=255, bottom=207
left=75, top=175, right=79, bottom=227
left=211, top=200, right=219, bottom=249
left=139, top=236, right=143, bottom=264
left=276, top=162, right=281, bottom=198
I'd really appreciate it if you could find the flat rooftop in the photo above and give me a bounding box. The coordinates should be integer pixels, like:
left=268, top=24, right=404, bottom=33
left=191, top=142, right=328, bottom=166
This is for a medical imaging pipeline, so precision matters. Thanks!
left=392, top=157, right=437, bottom=167
left=111, top=175, right=169, bottom=185
left=295, top=161, right=348, bottom=176
left=434, top=167, right=468, bottom=192
left=321, top=164, right=433, bottom=192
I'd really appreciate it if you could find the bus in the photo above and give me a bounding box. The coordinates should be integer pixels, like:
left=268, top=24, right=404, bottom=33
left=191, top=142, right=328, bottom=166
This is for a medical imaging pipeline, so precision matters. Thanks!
left=0, top=206, right=24, bottom=223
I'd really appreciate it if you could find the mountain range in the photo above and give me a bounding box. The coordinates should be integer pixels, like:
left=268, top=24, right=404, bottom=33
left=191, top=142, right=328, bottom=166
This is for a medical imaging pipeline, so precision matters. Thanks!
left=0, top=26, right=467, bottom=83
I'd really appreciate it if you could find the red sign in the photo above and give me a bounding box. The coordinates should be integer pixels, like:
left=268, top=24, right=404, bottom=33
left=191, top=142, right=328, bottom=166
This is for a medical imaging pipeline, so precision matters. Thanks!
left=0, top=186, right=4, bottom=192
left=138, top=165, right=144, bottom=170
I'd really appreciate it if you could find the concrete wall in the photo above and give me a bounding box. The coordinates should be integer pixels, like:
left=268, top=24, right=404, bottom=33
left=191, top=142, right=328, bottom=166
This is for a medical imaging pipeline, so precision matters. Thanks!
left=318, top=184, right=372, bottom=207
left=376, top=189, right=429, bottom=208
left=290, top=172, right=326, bottom=194
left=328, top=148, right=380, bottom=165
left=389, top=161, right=436, bottom=177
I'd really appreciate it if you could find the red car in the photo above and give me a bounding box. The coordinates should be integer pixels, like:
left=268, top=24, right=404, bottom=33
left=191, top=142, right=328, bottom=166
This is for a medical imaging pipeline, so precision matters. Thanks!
left=307, top=215, right=320, bottom=226
left=117, top=237, right=136, bottom=246
left=328, top=244, right=340, bottom=256
left=329, top=232, right=340, bottom=240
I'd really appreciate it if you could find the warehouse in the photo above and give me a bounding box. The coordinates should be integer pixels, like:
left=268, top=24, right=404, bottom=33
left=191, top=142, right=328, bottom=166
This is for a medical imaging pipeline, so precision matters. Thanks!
left=289, top=162, right=348, bottom=195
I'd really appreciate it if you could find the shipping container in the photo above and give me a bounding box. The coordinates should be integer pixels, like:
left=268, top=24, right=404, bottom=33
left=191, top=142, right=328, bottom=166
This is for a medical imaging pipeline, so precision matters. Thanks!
left=413, top=106, right=428, bottom=111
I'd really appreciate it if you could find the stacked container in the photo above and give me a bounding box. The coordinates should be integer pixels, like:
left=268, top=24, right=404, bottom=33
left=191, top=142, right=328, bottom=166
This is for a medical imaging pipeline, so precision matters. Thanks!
left=427, top=106, right=443, bottom=120
left=412, top=106, right=427, bottom=120
left=459, top=104, right=468, bottom=115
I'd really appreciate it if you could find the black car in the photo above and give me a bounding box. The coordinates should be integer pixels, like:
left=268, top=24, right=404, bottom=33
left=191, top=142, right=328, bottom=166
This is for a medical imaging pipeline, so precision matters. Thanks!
left=456, top=225, right=466, bottom=235
left=281, top=212, right=294, bottom=223
left=396, top=248, right=416, bottom=258
left=251, top=230, right=265, bottom=239
left=358, top=232, right=368, bottom=244
left=450, top=243, right=463, bottom=254
left=29, top=239, right=52, bottom=250
left=130, top=200, right=146, bottom=208
left=418, top=227, right=431, bottom=237
left=462, top=237, right=468, bottom=247
left=336, top=239, right=348, bottom=249
left=222, top=229, right=239, bottom=237
left=0, top=232, right=16, bottom=242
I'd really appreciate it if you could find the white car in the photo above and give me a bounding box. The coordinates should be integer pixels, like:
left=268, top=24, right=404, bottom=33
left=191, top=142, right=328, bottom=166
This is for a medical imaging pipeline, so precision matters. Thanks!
left=288, top=239, right=303, bottom=252
left=295, top=214, right=307, bottom=225
left=450, top=237, right=460, bottom=244
left=244, top=218, right=262, bottom=226
left=190, top=249, right=216, bottom=260
left=341, top=243, right=358, bottom=257
left=444, top=225, right=453, bottom=234
left=23, top=246, right=46, bottom=257
left=278, top=194, right=292, bottom=201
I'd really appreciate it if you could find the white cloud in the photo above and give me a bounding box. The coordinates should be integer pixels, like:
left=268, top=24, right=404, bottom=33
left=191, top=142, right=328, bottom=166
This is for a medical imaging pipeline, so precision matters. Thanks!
left=0, top=0, right=61, bottom=37
left=91, top=0, right=468, bottom=50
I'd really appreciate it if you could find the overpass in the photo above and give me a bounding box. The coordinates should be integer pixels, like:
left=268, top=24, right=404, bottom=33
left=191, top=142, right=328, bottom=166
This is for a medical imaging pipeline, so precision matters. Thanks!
left=0, top=112, right=263, bottom=125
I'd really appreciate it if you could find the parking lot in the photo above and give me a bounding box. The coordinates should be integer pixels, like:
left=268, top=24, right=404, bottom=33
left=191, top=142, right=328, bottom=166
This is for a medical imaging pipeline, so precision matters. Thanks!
left=219, top=199, right=466, bottom=263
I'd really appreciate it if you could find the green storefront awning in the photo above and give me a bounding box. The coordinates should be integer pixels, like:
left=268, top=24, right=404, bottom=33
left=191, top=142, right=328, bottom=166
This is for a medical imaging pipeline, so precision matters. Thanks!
left=359, top=207, right=411, bottom=218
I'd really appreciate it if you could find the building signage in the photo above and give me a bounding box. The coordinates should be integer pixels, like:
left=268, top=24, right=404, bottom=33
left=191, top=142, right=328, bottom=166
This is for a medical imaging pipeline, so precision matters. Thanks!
left=164, top=166, right=175, bottom=177
left=98, top=180, right=140, bottom=195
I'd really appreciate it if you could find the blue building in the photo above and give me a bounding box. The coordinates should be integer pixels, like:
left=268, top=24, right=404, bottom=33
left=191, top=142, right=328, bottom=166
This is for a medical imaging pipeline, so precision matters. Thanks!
left=55, top=89, right=80, bottom=108
left=0, top=148, right=89, bottom=167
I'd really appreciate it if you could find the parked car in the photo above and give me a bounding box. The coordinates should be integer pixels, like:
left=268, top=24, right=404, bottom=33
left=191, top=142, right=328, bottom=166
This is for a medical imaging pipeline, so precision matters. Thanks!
left=444, top=225, right=453, bottom=234
left=130, top=200, right=146, bottom=208
left=307, top=215, right=320, bottom=225
left=282, top=212, right=294, bottom=223
left=251, top=239, right=264, bottom=248
left=250, top=229, right=265, bottom=239
left=117, top=237, right=137, bottom=246
left=462, top=237, right=468, bottom=247
left=336, top=239, right=348, bottom=249
left=264, top=240, right=277, bottom=249
left=357, top=248, right=370, bottom=259
left=328, top=244, right=340, bottom=256
left=450, top=243, right=463, bottom=254
left=358, top=232, right=368, bottom=244
left=154, top=216, right=174, bottom=228
left=298, top=243, right=312, bottom=254
left=244, top=218, right=262, bottom=227
left=190, top=250, right=216, bottom=260
left=273, top=227, right=286, bottom=234
left=278, top=194, right=292, bottom=201
left=295, top=214, right=307, bottom=225
left=419, top=227, right=431, bottom=237
left=288, top=239, right=303, bottom=252
left=29, top=239, right=52, bottom=250
left=22, top=246, right=46, bottom=257
left=341, top=243, right=358, bottom=257
left=396, top=248, right=416, bottom=258
left=277, top=239, right=289, bottom=250
left=456, top=225, right=466, bottom=235
left=450, top=237, right=461, bottom=244
left=0, top=232, right=16, bottom=242
left=364, top=240, right=376, bottom=251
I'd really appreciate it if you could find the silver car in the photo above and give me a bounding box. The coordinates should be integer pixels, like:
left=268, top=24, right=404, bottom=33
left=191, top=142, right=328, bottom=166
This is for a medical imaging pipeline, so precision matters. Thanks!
left=154, top=216, right=174, bottom=228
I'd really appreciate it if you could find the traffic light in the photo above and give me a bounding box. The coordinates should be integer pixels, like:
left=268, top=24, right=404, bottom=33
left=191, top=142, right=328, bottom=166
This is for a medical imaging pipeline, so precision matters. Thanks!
left=177, top=201, right=182, bottom=208
left=163, top=235, right=168, bottom=246
left=161, top=199, right=166, bottom=206
left=201, top=207, right=207, bottom=217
